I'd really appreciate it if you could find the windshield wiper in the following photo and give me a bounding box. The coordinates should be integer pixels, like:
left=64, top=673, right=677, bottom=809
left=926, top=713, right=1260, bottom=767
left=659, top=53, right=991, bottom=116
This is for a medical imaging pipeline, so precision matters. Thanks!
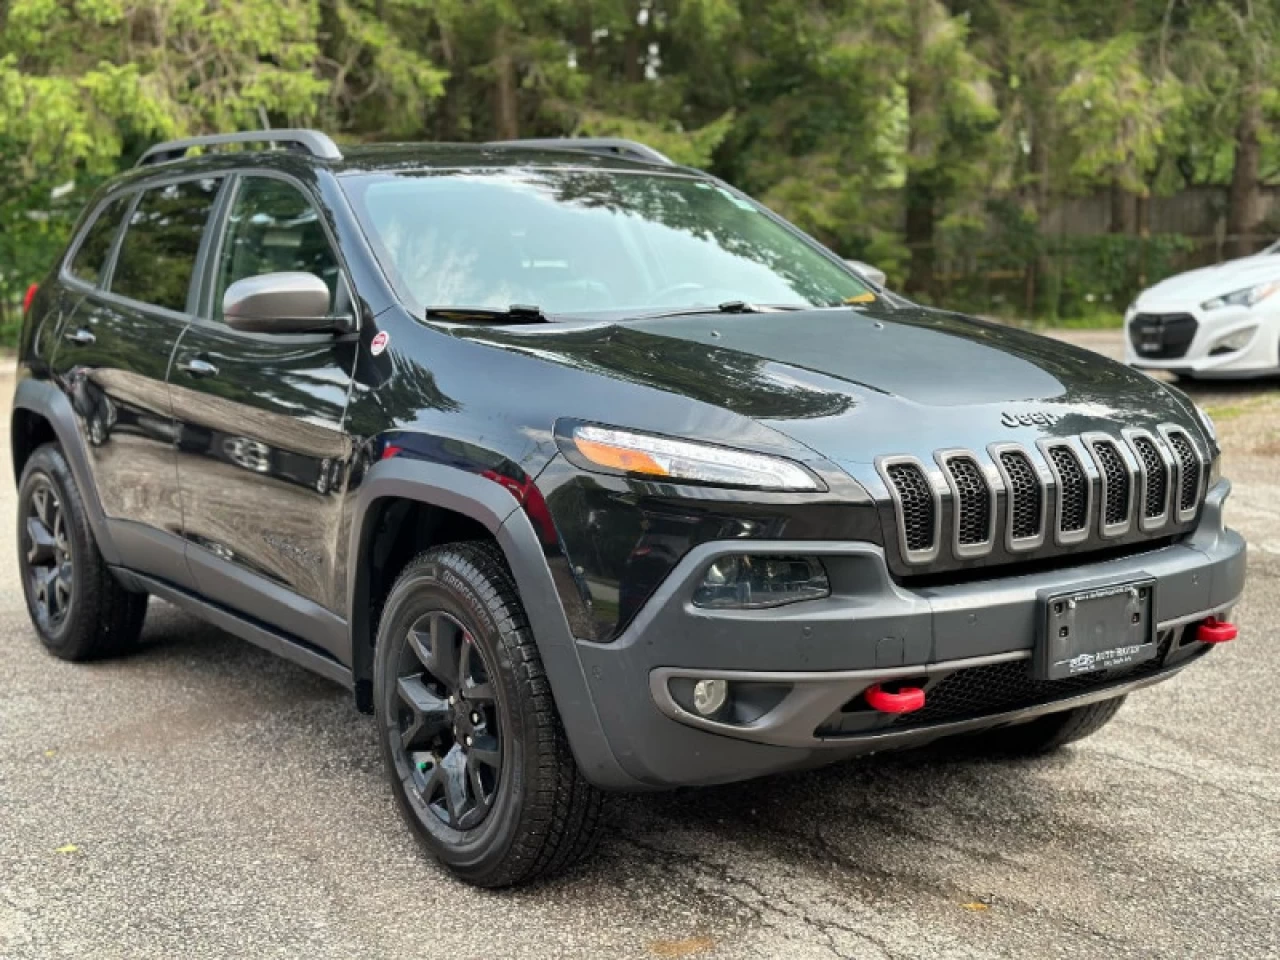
left=425, top=304, right=549, bottom=324
left=635, top=301, right=807, bottom=320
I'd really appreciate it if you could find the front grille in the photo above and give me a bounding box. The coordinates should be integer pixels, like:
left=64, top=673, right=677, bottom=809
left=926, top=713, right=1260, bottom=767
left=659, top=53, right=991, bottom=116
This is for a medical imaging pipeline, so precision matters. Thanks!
left=946, top=456, right=991, bottom=545
left=1092, top=440, right=1132, bottom=528
left=1167, top=431, right=1201, bottom=514
left=881, top=427, right=1205, bottom=569
left=1131, top=435, right=1168, bottom=519
left=1048, top=445, right=1088, bottom=533
left=1000, top=449, right=1042, bottom=541
left=887, top=630, right=1176, bottom=729
left=1130, top=313, right=1197, bottom=360
left=885, top=462, right=936, bottom=553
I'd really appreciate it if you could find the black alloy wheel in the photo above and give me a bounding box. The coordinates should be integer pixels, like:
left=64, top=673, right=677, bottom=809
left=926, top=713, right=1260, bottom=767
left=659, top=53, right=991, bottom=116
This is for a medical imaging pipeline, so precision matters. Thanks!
left=394, top=611, right=503, bottom=830
left=23, top=478, right=73, bottom=631
left=17, top=443, right=149, bottom=661
left=373, top=543, right=603, bottom=887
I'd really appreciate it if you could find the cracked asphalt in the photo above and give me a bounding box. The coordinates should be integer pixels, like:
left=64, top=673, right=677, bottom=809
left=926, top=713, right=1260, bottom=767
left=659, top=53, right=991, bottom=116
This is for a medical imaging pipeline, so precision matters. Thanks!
left=2, top=331, right=1278, bottom=960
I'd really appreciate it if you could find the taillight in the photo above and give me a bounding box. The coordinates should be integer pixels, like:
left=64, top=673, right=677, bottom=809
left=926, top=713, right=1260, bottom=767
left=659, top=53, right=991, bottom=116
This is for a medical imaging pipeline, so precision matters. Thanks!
left=22, top=283, right=38, bottom=315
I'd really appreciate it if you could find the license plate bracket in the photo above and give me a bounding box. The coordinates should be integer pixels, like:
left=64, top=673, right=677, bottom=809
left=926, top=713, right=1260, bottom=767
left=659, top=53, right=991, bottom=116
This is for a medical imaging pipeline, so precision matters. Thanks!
left=1037, top=578, right=1157, bottom=680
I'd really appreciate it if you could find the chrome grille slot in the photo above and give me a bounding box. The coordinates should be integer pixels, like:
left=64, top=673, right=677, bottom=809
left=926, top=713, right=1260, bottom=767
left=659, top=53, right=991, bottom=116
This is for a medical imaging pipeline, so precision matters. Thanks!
left=940, top=453, right=994, bottom=556
left=1089, top=438, right=1133, bottom=535
left=1165, top=429, right=1203, bottom=520
left=1131, top=434, right=1169, bottom=522
left=998, top=449, right=1043, bottom=544
left=882, top=460, right=938, bottom=560
left=1047, top=445, right=1089, bottom=538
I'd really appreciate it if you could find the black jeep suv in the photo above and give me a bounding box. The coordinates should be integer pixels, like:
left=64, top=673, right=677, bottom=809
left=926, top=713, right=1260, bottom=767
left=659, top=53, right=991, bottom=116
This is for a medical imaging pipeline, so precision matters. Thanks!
left=13, top=129, right=1246, bottom=887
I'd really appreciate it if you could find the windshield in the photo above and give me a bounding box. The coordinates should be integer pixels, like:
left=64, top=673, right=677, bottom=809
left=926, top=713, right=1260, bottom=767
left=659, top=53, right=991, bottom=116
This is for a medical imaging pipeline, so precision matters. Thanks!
left=341, top=169, right=873, bottom=316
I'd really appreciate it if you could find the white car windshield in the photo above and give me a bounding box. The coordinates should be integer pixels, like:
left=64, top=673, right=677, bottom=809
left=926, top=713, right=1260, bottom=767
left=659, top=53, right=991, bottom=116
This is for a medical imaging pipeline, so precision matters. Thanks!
left=342, top=169, right=872, bottom=316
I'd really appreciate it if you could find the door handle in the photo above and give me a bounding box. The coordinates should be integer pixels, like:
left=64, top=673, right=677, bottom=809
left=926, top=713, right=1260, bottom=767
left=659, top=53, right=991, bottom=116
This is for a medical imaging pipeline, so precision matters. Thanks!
left=63, top=328, right=95, bottom=346
left=177, top=357, right=219, bottom=378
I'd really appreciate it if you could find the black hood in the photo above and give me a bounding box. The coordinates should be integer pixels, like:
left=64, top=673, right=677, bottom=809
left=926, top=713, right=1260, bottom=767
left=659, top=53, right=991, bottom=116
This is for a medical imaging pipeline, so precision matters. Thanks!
left=452, top=306, right=1203, bottom=470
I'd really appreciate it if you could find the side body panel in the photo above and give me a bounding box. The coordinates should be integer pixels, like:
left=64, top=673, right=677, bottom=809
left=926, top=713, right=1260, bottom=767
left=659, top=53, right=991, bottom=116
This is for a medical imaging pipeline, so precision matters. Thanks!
left=170, top=325, right=357, bottom=616
left=49, top=287, right=193, bottom=587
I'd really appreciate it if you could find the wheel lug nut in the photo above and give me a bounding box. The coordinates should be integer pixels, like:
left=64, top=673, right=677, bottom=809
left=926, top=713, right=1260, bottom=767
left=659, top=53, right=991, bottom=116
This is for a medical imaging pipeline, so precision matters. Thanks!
left=465, top=736, right=474, bottom=747
left=471, top=712, right=480, bottom=723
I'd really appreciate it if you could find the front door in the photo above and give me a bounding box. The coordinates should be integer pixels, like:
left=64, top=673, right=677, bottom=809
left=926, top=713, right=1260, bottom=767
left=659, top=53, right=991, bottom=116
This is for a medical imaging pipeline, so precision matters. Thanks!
left=50, top=177, right=225, bottom=587
left=169, top=174, right=358, bottom=660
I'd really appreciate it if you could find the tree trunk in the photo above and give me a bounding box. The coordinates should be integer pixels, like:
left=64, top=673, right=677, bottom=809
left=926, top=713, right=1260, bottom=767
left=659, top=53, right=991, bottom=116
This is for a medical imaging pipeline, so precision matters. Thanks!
left=1027, top=108, right=1052, bottom=316
left=1109, top=181, right=1138, bottom=235
left=905, top=173, right=936, bottom=297
left=623, top=5, right=645, bottom=84
left=492, top=25, right=519, bottom=140
left=433, top=25, right=459, bottom=141
left=903, top=1, right=935, bottom=297
left=1226, top=84, right=1262, bottom=259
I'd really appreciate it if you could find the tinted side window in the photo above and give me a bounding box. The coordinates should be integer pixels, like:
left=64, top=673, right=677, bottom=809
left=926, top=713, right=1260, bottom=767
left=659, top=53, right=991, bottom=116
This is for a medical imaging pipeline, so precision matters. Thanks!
left=112, top=178, right=222, bottom=312
left=213, top=177, right=340, bottom=322
left=69, top=196, right=130, bottom=286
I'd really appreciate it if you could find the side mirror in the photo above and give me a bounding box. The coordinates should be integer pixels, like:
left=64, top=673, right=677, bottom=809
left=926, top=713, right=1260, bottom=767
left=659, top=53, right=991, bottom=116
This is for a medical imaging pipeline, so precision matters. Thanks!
left=223, top=272, right=335, bottom=333
left=845, top=259, right=887, bottom=288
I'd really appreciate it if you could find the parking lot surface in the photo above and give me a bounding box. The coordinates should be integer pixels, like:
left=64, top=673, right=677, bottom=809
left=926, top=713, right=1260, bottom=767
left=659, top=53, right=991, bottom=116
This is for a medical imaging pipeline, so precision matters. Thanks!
left=2, top=330, right=1277, bottom=960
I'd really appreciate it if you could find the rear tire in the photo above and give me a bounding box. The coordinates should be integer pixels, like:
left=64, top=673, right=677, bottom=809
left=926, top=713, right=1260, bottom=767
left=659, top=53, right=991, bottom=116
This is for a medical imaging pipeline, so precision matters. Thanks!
left=17, top=443, right=148, bottom=661
left=968, top=696, right=1127, bottom=756
left=373, top=541, right=603, bottom=887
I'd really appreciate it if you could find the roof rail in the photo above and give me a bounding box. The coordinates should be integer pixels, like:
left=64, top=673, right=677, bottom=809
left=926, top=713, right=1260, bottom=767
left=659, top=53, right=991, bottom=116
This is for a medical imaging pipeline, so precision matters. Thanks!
left=136, top=129, right=343, bottom=168
left=486, top=137, right=674, bottom=166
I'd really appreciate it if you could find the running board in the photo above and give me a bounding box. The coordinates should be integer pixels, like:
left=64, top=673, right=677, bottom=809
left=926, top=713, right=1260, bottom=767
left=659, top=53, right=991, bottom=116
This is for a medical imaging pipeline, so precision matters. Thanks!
left=114, top=568, right=353, bottom=689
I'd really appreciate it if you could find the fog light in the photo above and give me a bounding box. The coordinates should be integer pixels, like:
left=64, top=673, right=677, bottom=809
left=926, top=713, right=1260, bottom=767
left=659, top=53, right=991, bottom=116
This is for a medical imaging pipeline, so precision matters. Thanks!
left=1210, top=326, right=1256, bottom=355
left=693, top=555, right=830, bottom=609
left=692, top=678, right=729, bottom=716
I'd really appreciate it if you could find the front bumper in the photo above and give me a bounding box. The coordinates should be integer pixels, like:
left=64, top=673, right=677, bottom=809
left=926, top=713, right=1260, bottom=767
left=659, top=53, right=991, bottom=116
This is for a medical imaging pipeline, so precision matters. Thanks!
left=1126, top=303, right=1280, bottom=376
left=574, top=482, right=1245, bottom=788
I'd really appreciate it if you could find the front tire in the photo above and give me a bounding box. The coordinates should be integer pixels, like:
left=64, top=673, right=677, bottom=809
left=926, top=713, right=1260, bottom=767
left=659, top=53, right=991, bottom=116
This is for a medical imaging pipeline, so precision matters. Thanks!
left=373, top=542, right=603, bottom=887
left=17, top=443, right=148, bottom=661
left=968, top=696, right=1128, bottom=756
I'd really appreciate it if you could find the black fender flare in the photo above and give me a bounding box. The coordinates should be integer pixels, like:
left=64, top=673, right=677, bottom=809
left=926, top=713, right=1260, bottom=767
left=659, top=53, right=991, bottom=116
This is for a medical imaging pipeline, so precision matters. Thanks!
left=345, top=457, right=636, bottom=790
left=12, top=378, right=121, bottom=566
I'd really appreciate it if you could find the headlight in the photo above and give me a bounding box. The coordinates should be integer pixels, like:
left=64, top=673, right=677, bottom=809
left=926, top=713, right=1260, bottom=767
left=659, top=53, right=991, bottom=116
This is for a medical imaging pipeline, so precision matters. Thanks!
left=1195, top=404, right=1218, bottom=445
left=693, top=555, right=831, bottom=608
left=1201, top=280, right=1280, bottom=311
left=1208, top=454, right=1222, bottom=489
left=569, top=424, right=822, bottom=490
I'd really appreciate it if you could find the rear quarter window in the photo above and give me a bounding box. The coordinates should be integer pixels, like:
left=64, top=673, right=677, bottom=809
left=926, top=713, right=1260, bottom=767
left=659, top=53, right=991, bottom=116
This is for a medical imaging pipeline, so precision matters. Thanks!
left=111, top=178, right=222, bottom=312
left=69, top=196, right=130, bottom=286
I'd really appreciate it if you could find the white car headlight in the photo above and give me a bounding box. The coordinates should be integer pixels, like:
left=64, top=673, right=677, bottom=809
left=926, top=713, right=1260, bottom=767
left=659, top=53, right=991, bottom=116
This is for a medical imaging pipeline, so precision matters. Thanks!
left=569, top=424, right=822, bottom=490
left=1201, top=280, right=1280, bottom=311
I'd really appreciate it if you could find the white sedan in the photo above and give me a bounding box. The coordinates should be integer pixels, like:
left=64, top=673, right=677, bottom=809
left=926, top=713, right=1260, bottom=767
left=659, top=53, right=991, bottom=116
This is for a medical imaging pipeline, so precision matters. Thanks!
left=1125, top=244, right=1280, bottom=379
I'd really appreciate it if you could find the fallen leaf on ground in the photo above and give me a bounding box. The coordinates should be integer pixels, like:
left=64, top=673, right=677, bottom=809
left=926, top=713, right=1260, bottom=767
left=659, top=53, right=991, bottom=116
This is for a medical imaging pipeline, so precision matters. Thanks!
left=650, top=935, right=716, bottom=957
left=55, top=844, right=79, bottom=855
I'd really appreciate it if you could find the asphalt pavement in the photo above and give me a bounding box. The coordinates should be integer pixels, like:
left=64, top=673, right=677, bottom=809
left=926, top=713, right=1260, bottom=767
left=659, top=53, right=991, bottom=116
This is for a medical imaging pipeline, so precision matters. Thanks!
left=2, top=332, right=1277, bottom=960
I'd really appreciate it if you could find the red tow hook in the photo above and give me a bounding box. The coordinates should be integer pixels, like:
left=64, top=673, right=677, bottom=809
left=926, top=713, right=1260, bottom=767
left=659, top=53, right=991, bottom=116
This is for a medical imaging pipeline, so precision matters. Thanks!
left=1197, top=617, right=1238, bottom=644
left=864, top=683, right=926, bottom=714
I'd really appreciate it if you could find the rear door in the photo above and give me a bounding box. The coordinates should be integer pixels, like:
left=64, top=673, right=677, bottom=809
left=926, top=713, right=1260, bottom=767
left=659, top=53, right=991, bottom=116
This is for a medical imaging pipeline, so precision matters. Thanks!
left=170, top=172, right=358, bottom=660
left=51, top=176, right=225, bottom=587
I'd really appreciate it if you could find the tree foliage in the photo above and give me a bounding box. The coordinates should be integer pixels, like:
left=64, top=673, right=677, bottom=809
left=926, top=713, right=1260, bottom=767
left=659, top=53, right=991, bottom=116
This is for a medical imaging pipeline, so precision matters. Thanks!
left=3, top=0, right=1280, bottom=321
